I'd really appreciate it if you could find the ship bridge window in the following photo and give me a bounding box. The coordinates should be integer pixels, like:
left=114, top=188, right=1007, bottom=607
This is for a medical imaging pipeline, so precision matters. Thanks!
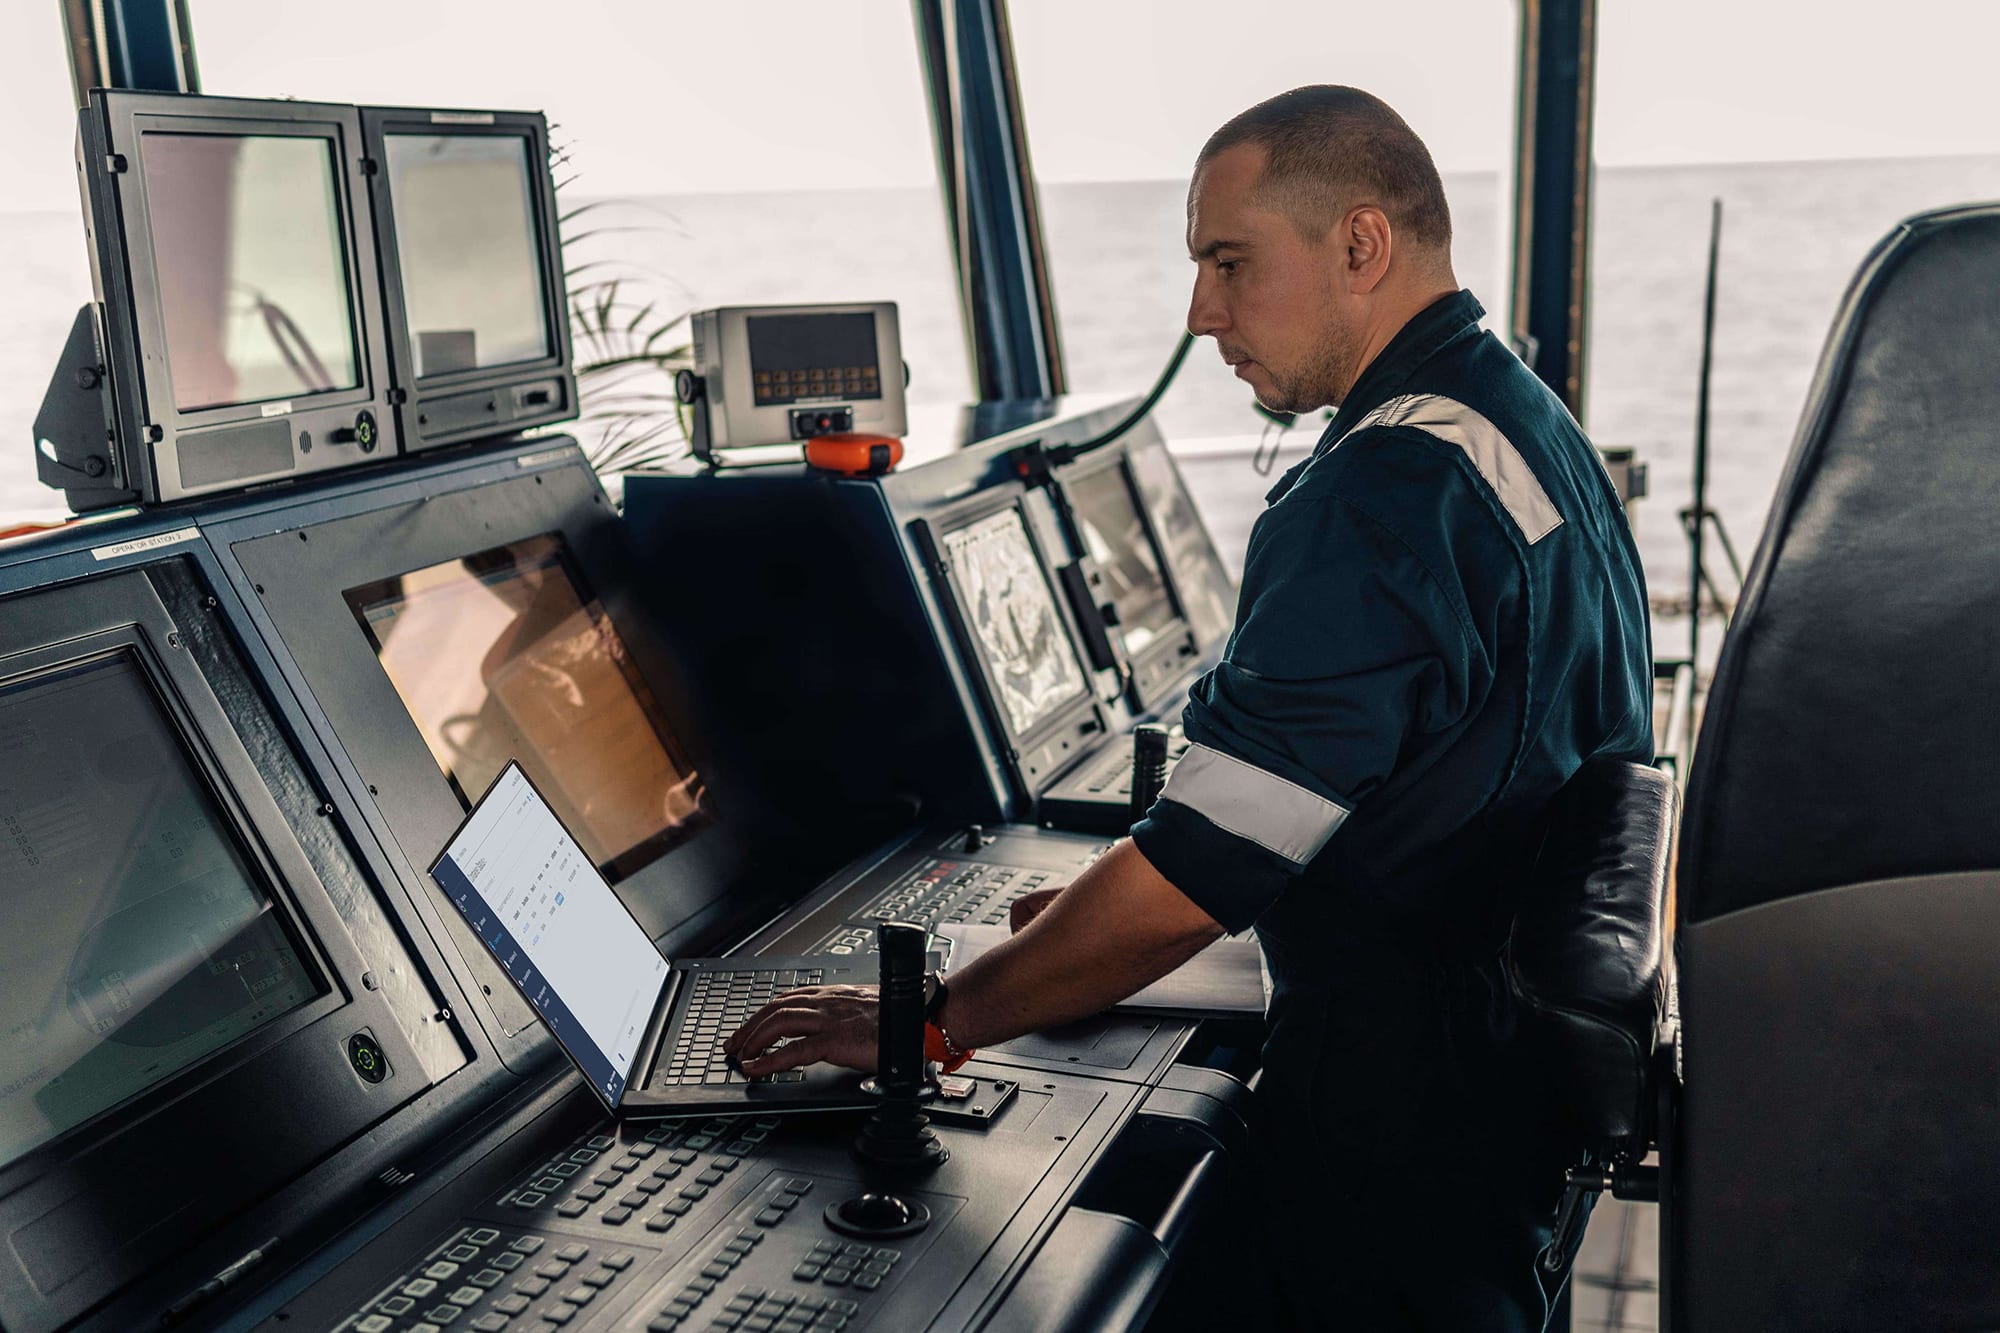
left=1010, top=0, right=1520, bottom=569
left=0, top=3, right=97, bottom=529
left=1589, top=0, right=2000, bottom=658
left=191, top=0, right=973, bottom=471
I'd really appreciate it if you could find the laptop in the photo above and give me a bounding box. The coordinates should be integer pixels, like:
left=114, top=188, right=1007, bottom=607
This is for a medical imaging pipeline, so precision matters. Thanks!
left=428, top=760, right=873, bottom=1117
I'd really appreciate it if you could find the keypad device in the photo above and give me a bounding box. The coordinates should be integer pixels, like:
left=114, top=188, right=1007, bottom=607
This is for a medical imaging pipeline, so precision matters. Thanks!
left=810, top=859, right=1046, bottom=955
left=626, top=1172, right=944, bottom=1332
left=504, top=1117, right=785, bottom=1236
left=338, top=1226, right=645, bottom=1332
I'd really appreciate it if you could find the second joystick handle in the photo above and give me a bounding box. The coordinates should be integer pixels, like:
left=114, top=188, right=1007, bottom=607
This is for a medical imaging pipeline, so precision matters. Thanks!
left=1130, top=724, right=1171, bottom=823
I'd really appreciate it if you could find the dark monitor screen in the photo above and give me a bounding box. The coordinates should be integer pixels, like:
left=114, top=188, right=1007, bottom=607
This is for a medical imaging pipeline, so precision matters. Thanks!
left=1068, top=463, right=1179, bottom=657
left=746, top=312, right=883, bottom=406
left=344, top=534, right=713, bottom=883
left=383, top=132, right=552, bottom=378
left=941, top=508, right=1088, bottom=739
left=140, top=132, right=360, bottom=412
left=0, top=653, right=325, bottom=1168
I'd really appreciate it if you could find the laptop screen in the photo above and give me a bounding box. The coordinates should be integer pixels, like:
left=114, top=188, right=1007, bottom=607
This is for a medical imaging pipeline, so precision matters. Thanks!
left=429, top=762, right=669, bottom=1107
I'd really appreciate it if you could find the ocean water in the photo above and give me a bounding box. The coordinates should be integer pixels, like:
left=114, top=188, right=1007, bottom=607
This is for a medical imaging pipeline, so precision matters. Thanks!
left=7, top=153, right=2000, bottom=664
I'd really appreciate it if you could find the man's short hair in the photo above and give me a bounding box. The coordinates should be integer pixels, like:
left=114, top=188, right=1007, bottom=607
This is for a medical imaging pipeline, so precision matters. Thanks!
left=1198, top=86, right=1453, bottom=253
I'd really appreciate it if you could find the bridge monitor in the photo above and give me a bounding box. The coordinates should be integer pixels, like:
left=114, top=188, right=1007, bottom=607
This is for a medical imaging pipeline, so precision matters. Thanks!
left=915, top=492, right=1106, bottom=800
left=44, top=91, right=396, bottom=510
left=1060, top=450, right=1201, bottom=709
left=360, top=107, right=576, bottom=451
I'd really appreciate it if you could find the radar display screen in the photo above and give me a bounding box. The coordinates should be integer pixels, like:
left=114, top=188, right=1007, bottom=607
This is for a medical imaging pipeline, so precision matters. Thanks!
left=0, top=653, right=324, bottom=1167
left=345, top=534, right=712, bottom=882
left=141, top=132, right=361, bottom=411
left=384, top=132, right=552, bottom=377
left=941, top=509, right=1088, bottom=739
left=1129, top=444, right=1238, bottom=646
left=1068, top=463, right=1178, bottom=657
left=746, top=312, right=882, bottom=406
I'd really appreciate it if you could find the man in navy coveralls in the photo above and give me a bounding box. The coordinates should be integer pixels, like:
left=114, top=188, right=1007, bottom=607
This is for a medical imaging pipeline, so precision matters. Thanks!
left=730, top=86, right=1653, bottom=1331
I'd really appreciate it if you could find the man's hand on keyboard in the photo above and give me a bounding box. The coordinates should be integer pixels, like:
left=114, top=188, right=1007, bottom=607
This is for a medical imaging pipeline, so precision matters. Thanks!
left=1009, top=887, right=1063, bottom=933
left=724, top=984, right=880, bottom=1076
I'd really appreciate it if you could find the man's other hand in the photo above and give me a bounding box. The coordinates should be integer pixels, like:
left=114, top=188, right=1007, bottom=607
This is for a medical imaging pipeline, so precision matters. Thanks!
left=1009, top=887, right=1062, bottom=933
left=722, top=984, right=880, bottom=1076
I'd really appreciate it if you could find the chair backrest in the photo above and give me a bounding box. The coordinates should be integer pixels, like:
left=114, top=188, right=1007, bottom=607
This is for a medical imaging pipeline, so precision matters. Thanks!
left=1505, top=757, right=1675, bottom=1163
left=1671, top=204, right=2000, bottom=1331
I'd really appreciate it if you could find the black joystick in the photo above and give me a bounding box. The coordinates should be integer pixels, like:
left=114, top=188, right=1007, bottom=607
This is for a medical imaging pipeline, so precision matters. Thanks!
left=850, top=921, right=948, bottom=1172
left=1130, top=723, right=1171, bottom=822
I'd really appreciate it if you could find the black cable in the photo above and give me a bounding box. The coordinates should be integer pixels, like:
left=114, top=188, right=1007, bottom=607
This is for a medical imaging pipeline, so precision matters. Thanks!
left=1041, top=331, right=1195, bottom=467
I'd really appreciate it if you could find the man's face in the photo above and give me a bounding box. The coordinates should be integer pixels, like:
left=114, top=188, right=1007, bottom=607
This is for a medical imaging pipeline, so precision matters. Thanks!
left=1186, top=143, right=1354, bottom=414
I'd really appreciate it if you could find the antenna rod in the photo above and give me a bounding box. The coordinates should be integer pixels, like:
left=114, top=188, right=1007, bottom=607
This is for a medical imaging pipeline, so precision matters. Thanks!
left=1689, top=197, right=1722, bottom=695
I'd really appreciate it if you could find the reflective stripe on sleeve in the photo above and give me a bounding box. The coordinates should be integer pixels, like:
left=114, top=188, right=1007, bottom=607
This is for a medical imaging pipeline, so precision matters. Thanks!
left=1335, top=393, right=1565, bottom=544
left=1157, top=742, right=1351, bottom=866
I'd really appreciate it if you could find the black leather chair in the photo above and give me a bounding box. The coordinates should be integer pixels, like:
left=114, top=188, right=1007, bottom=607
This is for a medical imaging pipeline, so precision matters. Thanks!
left=1671, top=204, right=2000, bottom=1330
left=1504, top=758, right=1677, bottom=1272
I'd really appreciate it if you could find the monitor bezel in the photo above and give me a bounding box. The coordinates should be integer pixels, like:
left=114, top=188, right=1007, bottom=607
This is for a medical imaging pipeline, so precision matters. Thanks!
left=1057, top=445, right=1202, bottom=712
left=0, top=569, right=426, bottom=1187
left=359, top=106, right=577, bottom=452
left=914, top=486, right=1106, bottom=798
left=81, top=90, right=397, bottom=504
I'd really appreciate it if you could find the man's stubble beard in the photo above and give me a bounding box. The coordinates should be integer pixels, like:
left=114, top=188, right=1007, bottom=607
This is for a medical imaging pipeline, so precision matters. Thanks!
left=1261, top=316, right=1355, bottom=415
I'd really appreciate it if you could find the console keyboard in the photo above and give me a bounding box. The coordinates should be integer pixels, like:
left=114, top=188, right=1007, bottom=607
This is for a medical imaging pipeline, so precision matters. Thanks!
left=810, top=858, right=1050, bottom=955
left=501, top=1116, right=782, bottom=1235
left=623, top=1171, right=946, bottom=1332
left=339, top=1225, right=645, bottom=1333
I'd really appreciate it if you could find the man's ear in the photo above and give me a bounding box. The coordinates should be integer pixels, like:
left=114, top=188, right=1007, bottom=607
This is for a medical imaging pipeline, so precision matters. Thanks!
left=1343, top=206, right=1393, bottom=294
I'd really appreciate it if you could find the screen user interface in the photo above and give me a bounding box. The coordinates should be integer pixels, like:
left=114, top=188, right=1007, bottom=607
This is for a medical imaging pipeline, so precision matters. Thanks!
left=746, top=312, right=882, bottom=406
left=942, top=509, right=1088, bottom=738
left=141, top=132, right=361, bottom=412
left=1128, top=445, right=1238, bottom=646
left=431, top=764, right=668, bottom=1107
left=1068, top=463, right=1178, bottom=657
left=345, top=534, right=711, bottom=883
left=384, top=132, right=552, bottom=377
left=0, top=654, right=323, bottom=1167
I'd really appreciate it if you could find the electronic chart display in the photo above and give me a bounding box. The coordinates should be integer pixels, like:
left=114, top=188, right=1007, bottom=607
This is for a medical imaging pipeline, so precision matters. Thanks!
left=345, top=534, right=712, bottom=883
left=941, top=509, right=1089, bottom=740
left=1068, top=463, right=1180, bottom=657
left=141, top=132, right=361, bottom=412
left=0, top=654, right=324, bottom=1167
left=382, top=132, right=552, bottom=378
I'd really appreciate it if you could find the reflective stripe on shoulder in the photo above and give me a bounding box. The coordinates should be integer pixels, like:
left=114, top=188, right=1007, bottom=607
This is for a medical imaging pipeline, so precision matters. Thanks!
left=1335, top=393, right=1564, bottom=544
left=1158, top=742, right=1350, bottom=867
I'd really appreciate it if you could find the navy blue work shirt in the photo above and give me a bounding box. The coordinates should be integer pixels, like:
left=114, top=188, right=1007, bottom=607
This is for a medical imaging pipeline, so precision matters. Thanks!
left=1133, top=288, right=1652, bottom=959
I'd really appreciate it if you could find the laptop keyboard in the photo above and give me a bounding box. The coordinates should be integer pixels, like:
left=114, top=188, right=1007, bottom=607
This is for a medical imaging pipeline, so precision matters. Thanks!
left=653, top=968, right=825, bottom=1088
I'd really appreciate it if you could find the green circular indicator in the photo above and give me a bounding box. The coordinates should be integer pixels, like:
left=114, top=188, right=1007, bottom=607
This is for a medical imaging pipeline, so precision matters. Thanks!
left=347, top=1031, right=388, bottom=1084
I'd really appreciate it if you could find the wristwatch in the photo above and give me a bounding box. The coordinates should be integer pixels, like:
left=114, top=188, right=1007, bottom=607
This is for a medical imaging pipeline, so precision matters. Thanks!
left=921, top=972, right=974, bottom=1073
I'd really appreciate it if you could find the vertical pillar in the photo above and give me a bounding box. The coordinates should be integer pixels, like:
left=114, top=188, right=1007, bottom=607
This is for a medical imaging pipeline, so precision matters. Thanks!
left=1510, top=0, right=1596, bottom=416
left=912, top=0, right=1067, bottom=402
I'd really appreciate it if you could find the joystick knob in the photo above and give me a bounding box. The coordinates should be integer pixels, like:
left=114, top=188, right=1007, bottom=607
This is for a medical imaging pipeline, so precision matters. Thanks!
left=1130, top=724, right=1171, bottom=822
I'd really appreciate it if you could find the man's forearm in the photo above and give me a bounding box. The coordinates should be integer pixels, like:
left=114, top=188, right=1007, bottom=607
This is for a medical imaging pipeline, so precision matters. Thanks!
left=935, top=839, right=1225, bottom=1049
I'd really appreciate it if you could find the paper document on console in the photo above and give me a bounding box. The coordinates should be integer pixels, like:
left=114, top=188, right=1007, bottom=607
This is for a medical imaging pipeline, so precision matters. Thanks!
left=937, top=924, right=1268, bottom=1018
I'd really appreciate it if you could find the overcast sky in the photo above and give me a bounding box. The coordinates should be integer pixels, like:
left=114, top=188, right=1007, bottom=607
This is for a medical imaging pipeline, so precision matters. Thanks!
left=3, top=0, right=1997, bottom=210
